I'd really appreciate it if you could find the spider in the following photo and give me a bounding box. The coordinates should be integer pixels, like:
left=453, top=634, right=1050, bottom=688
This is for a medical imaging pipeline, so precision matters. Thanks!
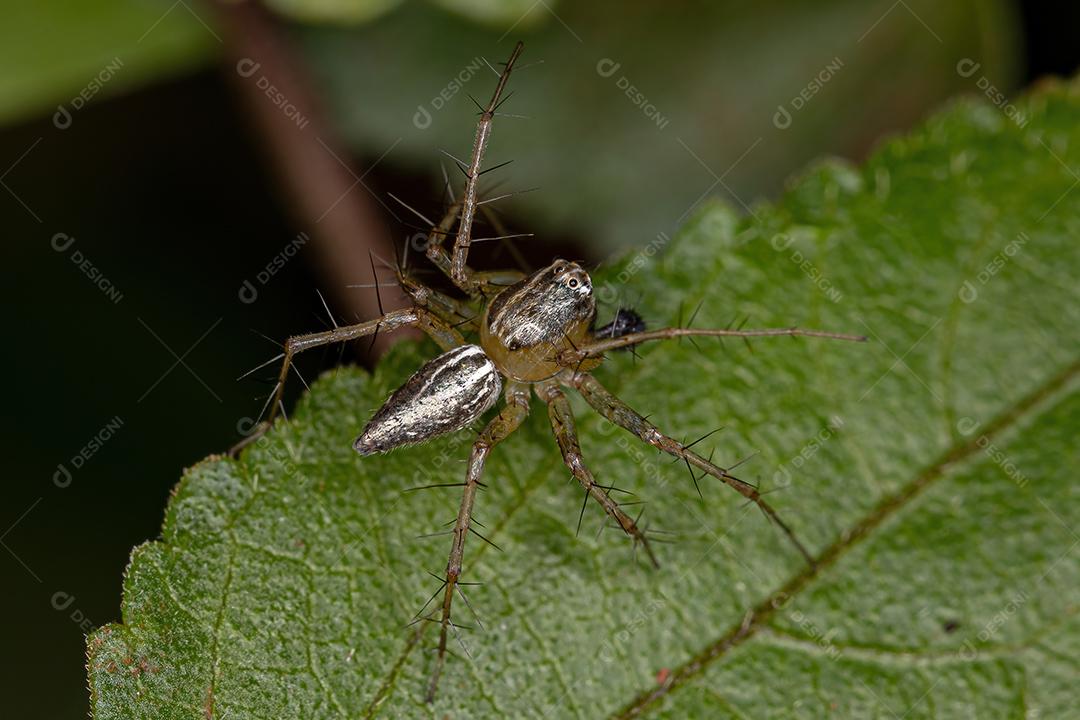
left=233, top=41, right=865, bottom=701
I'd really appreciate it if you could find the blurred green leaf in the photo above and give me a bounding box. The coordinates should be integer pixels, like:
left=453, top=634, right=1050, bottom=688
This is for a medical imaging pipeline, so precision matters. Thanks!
left=0, top=0, right=218, bottom=128
left=299, top=0, right=1022, bottom=253
left=426, top=0, right=549, bottom=26
left=264, top=0, right=405, bottom=25
left=266, top=0, right=544, bottom=25
left=88, top=75, right=1079, bottom=718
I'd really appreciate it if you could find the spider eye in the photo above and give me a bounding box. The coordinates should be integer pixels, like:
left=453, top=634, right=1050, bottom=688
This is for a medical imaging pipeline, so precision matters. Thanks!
left=567, top=278, right=579, bottom=289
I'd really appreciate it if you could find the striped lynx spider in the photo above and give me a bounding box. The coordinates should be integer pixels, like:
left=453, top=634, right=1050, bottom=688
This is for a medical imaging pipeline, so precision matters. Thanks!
left=234, top=42, right=864, bottom=701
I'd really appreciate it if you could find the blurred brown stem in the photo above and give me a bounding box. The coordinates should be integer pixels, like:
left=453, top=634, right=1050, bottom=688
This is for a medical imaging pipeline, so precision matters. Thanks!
left=214, top=0, right=417, bottom=360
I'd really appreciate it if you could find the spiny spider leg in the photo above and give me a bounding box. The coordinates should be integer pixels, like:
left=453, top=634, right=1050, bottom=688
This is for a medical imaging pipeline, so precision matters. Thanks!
left=392, top=248, right=479, bottom=329
left=566, top=325, right=866, bottom=361
left=450, top=41, right=525, bottom=292
left=535, top=380, right=659, bottom=568
left=479, top=202, right=531, bottom=272
left=229, top=308, right=464, bottom=455
left=570, top=371, right=816, bottom=567
left=418, top=196, right=462, bottom=286
left=398, top=170, right=525, bottom=300
left=401, top=278, right=479, bottom=330
left=471, top=268, right=527, bottom=292
left=427, top=382, right=530, bottom=702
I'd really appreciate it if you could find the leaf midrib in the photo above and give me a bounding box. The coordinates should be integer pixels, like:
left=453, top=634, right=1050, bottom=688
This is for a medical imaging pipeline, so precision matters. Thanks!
left=612, top=356, right=1080, bottom=719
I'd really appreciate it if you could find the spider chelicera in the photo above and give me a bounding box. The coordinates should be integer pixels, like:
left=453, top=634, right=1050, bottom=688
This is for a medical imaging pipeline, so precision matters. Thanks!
left=233, top=41, right=865, bottom=701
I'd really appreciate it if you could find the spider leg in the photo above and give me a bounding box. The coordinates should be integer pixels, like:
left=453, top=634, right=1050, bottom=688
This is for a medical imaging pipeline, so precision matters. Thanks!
left=426, top=382, right=530, bottom=702
left=396, top=257, right=520, bottom=331
left=566, top=325, right=866, bottom=361
left=570, top=371, right=815, bottom=567
left=416, top=196, right=465, bottom=290
left=535, top=380, right=659, bottom=568
left=409, top=178, right=525, bottom=300
left=449, top=42, right=525, bottom=293
left=230, top=307, right=464, bottom=455
left=480, top=202, right=531, bottom=273
left=396, top=263, right=480, bottom=330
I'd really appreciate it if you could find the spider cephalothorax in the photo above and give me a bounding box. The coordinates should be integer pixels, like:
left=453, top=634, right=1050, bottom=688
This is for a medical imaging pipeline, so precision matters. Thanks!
left=234, top=41, right=865, bottom=702
left=481, top=259, right=601, bottom=381
left=487, top=259, right=595, bottom=351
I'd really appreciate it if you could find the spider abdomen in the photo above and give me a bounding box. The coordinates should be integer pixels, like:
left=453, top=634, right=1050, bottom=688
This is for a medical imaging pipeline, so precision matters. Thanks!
left=353, top=344, right=502, bottom=455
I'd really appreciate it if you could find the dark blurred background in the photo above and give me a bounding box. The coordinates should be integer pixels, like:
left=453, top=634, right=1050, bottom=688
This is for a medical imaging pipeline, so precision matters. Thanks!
left=1, top=0, right=1077, bottom=716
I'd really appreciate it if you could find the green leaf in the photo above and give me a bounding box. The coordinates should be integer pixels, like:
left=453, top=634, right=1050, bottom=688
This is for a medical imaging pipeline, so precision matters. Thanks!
left=88, top=78, right=1080, bottom=718
left=0, top=1, right=217, bottom=128
left=263, top=0, right=406, bottom=25
left=264, top=0, right=544, bottom=25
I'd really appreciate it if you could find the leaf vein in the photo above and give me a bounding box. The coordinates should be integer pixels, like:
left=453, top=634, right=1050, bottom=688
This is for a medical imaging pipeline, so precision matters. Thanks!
left=611, top=358, right=1079, bottom=718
